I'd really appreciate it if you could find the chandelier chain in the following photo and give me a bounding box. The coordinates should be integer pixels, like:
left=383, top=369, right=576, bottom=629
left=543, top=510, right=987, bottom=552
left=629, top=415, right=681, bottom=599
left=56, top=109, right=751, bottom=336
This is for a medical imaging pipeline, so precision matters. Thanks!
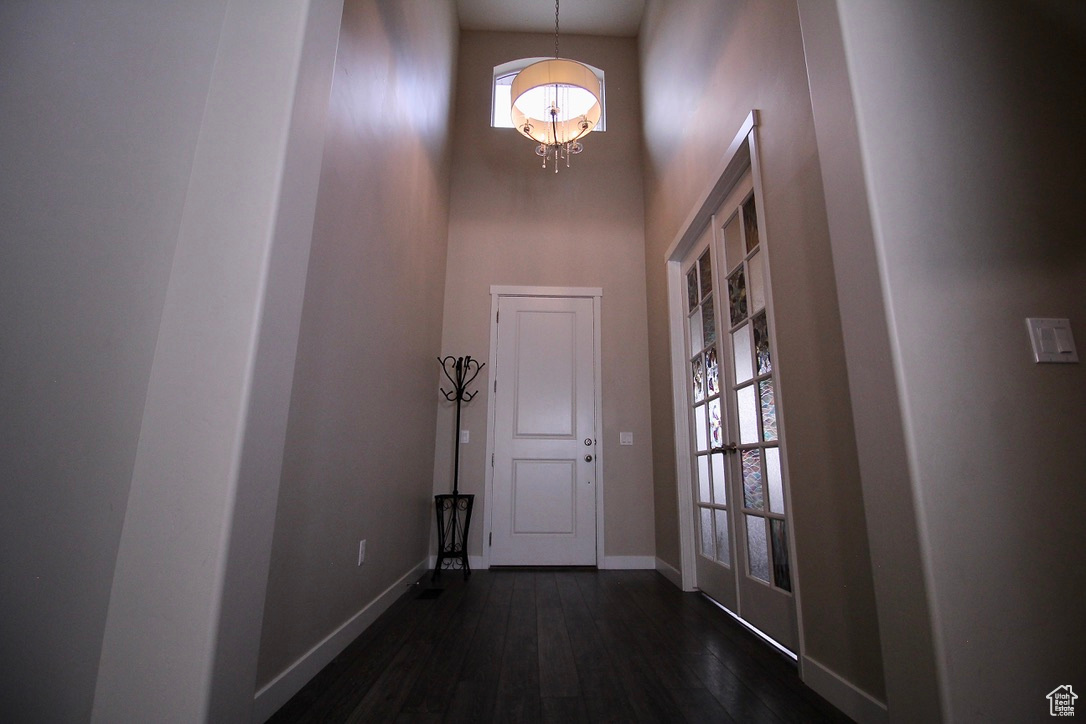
left=554, top=0, right=560, bottom=58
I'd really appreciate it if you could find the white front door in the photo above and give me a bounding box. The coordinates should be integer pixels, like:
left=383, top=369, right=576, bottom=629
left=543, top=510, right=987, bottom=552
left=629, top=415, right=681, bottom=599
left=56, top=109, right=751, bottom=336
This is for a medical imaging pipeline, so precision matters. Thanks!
left=489, top=294, right=598, bottom=565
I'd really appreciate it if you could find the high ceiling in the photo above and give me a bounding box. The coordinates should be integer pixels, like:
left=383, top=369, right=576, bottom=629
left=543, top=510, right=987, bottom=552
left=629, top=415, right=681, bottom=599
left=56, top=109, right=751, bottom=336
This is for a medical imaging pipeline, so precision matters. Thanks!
left=456, top=0, right=646, bottom=38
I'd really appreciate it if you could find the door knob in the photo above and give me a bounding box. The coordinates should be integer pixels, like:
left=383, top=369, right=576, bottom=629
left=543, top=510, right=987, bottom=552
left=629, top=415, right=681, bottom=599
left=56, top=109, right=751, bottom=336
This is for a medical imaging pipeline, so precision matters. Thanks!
left=585, top=454, right=593, bottom=462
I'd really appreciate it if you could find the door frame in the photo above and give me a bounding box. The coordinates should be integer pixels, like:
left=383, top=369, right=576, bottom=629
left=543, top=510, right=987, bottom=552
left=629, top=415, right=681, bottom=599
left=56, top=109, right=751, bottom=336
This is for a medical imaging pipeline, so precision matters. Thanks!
left=663, top=111, right=806, bottom=662
left=482, top=285, right=604, bottom=569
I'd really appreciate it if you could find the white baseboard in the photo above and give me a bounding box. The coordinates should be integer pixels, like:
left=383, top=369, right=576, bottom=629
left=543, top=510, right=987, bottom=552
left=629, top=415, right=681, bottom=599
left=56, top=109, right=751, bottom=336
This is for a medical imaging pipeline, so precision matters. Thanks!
left=252, top=558, right=429, bottom=722
left=801, top=654, right=888, bottom=724
left=599, top=555, right=656, bottom=570
left=654, top=557, right=683, bottom=588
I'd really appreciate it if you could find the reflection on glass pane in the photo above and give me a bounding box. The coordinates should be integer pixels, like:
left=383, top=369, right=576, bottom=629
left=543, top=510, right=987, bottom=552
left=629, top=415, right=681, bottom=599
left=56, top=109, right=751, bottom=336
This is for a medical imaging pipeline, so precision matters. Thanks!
left=742, top=449, right=764, bottom=510
left=694, top=404, right=708, bottom=452
left=728, top=268, right=747, bottom=326
left=705, top=346, right=719, bottom=396
left=753, top=313, right=771, bottom=374
left=698, top=455, right=711, bottom=503
left=723, top=213, right=743, bottom=273
left=760, top=379, right=778, bottom=441
left=715, top=510, right=731, bottom=565
left=702, top=297, right=716, bottom=347
left=766, top=446, right=784, bottom=513
left=733, top=324, right=753, bottom=384
left=743, top=196, right=760, bottom=252
left=746, top=515, right=770, bottom=583
left=700, top=508, right=714, bottom=558
left=689, top=306, right=703, bottom=356
left=691, top=355, right=704, bottom=403
left=749, top=251, right=765, bottom=312
left=737, top=385, right=758, bottom=444
left=687, top=268, right=698, bottom=311
left=712, top=452, right=727, bottom=506
left=771, top=519, right=792, bottom=592
left=708, top=398, right=723, bottom=449
left=699, top=250, right=713, bottom=298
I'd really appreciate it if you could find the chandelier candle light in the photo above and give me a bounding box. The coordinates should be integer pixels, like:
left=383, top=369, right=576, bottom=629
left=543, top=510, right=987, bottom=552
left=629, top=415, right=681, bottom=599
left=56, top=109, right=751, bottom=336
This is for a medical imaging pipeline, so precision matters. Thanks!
left=510, top=0, right=602, bottom=172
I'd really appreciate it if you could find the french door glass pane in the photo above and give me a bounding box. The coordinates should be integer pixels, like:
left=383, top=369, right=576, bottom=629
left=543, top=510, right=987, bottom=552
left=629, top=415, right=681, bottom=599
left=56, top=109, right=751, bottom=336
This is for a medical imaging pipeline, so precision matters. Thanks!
left=711, top=452, right=727, bottom=505
left=705, top=346, right=719, bottom=396
left=698, top=455, right=711, bottom=503
left=700, top=508, right=714, bottom=557
left=753, top=313, right=771, bottom=374
left=749, top=250, right=765, bottom=312
left=742, top=449, right=764, bottom=510
left=708, top=398, right=723, bottom=448
left=699, top=251, right=713, bottom=297
left=759, top=379, right=777, bottom=441
left=695, top=404, right=708, bottom=452
left=733, top=324, right=752, bottom=384
left=737, top=385, right=758, bottom=444
left=714, top=510, right=731, bottom=565
left=766, top=446, right=784, bottom=514
left=746, top=514, right=770, bottom=583
left=686, top=269, right=698, bottom=311
left=691, top=355, right=704, bottom=402
left=723, top=213, right=743, bottom=272
left=771, top=519, right=792, bottom=592
left=743, top=196, right=760, bottom=252
left=702, top=297, right=716, bottom=347
left=689, top=307, right=703, bottom=355
left=728, top=268, right=747, bottom=326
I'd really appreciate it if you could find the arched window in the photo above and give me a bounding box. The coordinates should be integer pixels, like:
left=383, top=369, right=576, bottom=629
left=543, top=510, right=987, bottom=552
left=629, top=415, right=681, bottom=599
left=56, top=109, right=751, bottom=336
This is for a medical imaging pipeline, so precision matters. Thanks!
left=492, top=58, right=606, bottom=131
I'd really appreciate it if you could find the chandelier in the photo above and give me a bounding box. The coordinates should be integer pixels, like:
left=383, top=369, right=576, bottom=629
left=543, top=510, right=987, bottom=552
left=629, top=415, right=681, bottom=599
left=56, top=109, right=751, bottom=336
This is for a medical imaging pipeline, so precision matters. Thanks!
left=510, top=0, right=602, bottom=172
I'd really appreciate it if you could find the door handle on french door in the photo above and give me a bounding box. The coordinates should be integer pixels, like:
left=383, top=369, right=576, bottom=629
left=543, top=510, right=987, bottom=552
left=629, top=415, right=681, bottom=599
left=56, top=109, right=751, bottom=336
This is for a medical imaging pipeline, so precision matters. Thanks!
left=711, top=443, right=737, bottom=454
left=585, top=454, right=593, bottom=462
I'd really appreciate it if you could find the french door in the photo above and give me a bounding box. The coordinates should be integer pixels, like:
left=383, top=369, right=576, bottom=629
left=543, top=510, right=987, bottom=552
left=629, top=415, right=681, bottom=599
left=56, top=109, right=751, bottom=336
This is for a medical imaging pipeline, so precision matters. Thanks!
left=682, top=170, right=796, bottom=651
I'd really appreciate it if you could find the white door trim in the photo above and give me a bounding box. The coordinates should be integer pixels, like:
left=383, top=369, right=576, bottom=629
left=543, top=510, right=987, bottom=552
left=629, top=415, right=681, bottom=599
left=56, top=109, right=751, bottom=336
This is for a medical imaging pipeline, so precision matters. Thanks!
left=664, top=111, right=757, bottom=592
left=483, top=285, right=604, bottom=569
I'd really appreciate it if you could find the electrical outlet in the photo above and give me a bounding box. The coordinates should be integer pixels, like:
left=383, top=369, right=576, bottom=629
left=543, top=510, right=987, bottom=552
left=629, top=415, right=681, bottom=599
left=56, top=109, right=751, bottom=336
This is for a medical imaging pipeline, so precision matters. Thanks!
left=460, top=429, right=470, bottom=444
left=358, top=539, right=366, bottom=566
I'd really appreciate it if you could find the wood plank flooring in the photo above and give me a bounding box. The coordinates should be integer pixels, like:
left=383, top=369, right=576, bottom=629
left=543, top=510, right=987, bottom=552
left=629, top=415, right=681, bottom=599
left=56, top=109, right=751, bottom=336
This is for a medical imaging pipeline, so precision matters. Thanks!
left=266, top=569, right=853, bottom=723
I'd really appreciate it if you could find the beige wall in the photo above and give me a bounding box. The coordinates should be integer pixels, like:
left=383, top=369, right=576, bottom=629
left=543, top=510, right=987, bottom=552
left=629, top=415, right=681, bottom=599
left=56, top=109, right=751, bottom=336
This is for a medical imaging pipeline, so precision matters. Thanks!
left=0, top=4, right=225, bottom=719
left=2, top=1, right=339, bottom=720
left=640, top=0, right=885, bottom=707
left=437, top=30, right=654, bottom=561
left=826, top=1, right=1086, bottom=720
left=256, top=0, right=458, bottom=690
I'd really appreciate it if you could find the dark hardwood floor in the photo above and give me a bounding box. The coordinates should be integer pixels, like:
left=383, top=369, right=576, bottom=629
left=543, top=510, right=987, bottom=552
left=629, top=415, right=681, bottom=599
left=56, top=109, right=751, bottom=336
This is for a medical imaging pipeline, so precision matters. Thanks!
left=267, top=569, right=853, bottom=723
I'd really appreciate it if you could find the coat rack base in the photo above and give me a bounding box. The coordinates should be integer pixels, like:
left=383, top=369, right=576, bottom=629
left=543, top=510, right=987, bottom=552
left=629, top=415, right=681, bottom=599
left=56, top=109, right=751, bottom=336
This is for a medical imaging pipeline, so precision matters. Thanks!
left=433, top=493, right=473, bottom=581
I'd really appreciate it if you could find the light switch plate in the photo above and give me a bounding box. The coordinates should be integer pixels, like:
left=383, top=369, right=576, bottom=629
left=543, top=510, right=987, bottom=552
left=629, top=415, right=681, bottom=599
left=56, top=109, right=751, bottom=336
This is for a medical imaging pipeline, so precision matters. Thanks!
left=619, top=432, right=633, bottom=446
left=1027, top=318, right=1078, bottom=363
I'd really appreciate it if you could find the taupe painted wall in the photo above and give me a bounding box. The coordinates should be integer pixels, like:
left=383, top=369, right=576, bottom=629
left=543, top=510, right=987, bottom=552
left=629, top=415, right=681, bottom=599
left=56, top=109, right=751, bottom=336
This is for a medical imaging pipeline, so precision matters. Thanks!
left=0, top=2, right=224, bottom=719
left=826, top=1, right=1086, bottom=720
left=256, top=0, right=458, bottom=688
left=436, top=30, right=654, bottom=562
left=640, top=0, right=885, bottom=704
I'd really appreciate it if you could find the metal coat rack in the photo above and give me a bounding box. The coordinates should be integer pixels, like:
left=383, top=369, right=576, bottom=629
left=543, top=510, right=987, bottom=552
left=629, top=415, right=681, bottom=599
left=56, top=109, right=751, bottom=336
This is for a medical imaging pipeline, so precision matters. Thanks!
left=433, top=355, right=484, bottom=580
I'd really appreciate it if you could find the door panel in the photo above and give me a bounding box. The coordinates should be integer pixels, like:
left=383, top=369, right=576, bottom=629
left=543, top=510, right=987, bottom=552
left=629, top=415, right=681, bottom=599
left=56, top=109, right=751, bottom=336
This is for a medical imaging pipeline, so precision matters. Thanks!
left=491, top=296, right=597, bottom=565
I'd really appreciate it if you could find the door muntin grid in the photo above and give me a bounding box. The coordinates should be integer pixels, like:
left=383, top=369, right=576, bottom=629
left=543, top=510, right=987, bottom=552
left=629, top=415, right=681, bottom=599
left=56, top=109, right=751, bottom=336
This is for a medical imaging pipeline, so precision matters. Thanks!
left=685, top=248, right=732, bottom=569
left=718, top=194, right=792, bottom=593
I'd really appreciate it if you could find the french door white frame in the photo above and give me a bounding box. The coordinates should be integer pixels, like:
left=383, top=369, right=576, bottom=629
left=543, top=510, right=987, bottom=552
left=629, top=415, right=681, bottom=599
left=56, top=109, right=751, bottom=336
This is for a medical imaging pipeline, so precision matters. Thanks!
left=663, top=111, right=806, bottom=663
left=482, top=285, right=605, bottom=569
